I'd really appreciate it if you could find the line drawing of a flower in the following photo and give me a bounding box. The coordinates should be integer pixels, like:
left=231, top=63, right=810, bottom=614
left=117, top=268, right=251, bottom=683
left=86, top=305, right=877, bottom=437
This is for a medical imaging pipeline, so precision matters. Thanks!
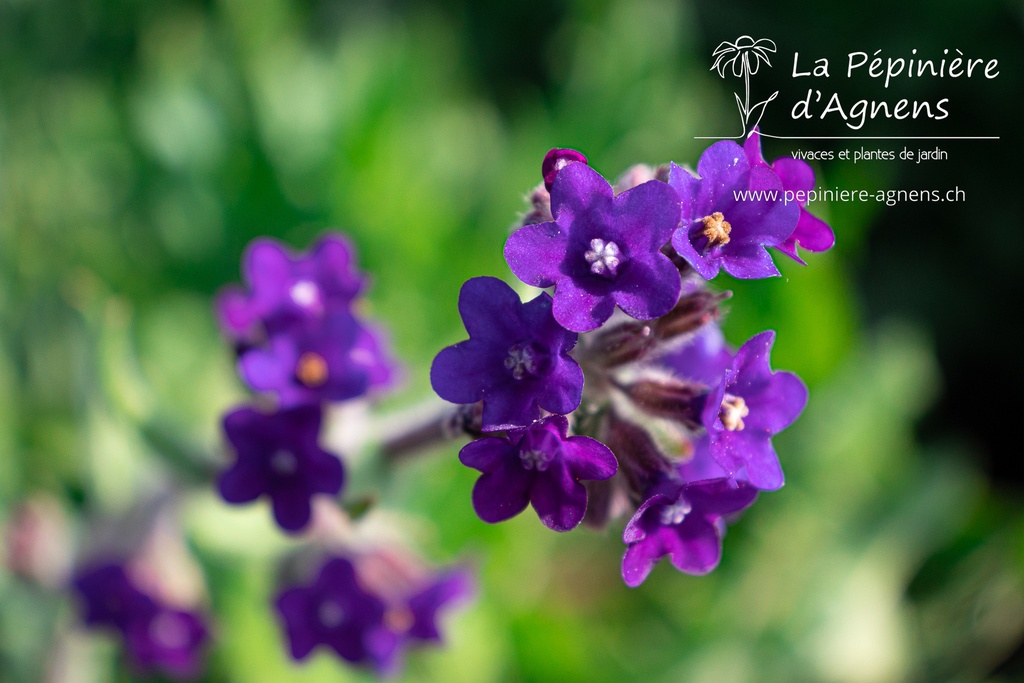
left=710, top=36, right=779, bottom=137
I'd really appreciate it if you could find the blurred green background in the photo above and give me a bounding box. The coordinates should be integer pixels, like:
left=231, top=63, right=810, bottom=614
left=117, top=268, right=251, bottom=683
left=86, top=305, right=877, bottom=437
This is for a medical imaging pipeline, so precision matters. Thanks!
left=1, top=0, right=1022, bottom=681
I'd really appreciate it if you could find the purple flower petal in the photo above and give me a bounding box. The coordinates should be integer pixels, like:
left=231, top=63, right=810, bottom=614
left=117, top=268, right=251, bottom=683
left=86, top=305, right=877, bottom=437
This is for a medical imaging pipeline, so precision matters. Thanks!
left=471, top=460, right=533, bottom=524
left=530, top=459, right=588, bottom=531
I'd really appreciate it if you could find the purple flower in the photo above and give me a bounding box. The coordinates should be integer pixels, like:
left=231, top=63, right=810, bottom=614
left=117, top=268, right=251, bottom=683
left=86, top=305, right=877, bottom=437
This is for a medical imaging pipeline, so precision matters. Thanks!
left=238, top=311, right=396, bottom=406
left=700, top=331, right=807, bottom=490
left=430, top=277, right=583, bottom=431
left=621, top=477, right=758, bottom=587
left=669, top=140, right=799, bottom=280
left=215, top=234, right=365, bottom=343
left=504, top=161, right=682, bottom=332
left=72, top=563, right=157, bottom=631
left=458, top=415, right=618, bottom=531
left=71, top=563, right=208, bottom=680
left=125, top=606, right=208, bottom=679
left=219, top=404, right=344, bottom=533
left=743, top=131, right=835, bottom=264
left=275, top=556, right=397, bottom=670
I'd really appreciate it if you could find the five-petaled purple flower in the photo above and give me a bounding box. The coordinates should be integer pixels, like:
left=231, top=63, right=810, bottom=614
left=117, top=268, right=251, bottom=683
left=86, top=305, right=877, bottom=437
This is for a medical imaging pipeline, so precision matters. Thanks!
left=669, top=140, right=799, bottom=280
left=459, top=415, right=618, bottom=531
left=700, top=330, right=807, bottom=490
left=219, top=404, right=344, bottom=532
left=622, top=477, right=758, bottom=587
left=215, top=234, right=365, bottom=345
left=505, top=159, right=683, bottom=332
left=275, top=556, right=397, bottom=670
left=72, top=562, right=208, bottom=679
left=744, top=130, right=835, bottom=264
left=431, top=276, right=584, bottom=431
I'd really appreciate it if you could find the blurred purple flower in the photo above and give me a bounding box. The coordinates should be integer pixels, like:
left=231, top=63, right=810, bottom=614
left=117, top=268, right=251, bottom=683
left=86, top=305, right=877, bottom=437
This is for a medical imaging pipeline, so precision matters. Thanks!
left=399, top=568, right=474, bottom=643
left=72, top=563, right=208, bottom=680
left=219, top=404, right=344, bottom=533
left=744, top=130, right=835, bottom=264
left=700, top=331, right=807, bottom=490
left=621, top=477, right=758, bottom=587
left=504, top=161, right=682, bottom=332
left=275, top=556, right=397, bottom=670
left=73, top=563, right=156, bottom=631
left=459, top=415, right=617, bottom=531
left=215, top=234, right=365, bottom=344
left=238, top=311, right=397, bottom=406
left=430, top=277, right=583, bottom=431
left=125, top=607, right=208, bottom=680
left=669, top=141, right=798, bottom=280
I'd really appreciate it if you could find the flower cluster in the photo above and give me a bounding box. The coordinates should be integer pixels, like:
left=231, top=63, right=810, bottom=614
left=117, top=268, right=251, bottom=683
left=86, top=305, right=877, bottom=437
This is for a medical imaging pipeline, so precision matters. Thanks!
left=215, top=234, right=398, bottom=532
left=433, top=136, right=827, bottom=584
left=212, top=234, right=472, bottom=675
left=72, top=563, right=208, bottom=679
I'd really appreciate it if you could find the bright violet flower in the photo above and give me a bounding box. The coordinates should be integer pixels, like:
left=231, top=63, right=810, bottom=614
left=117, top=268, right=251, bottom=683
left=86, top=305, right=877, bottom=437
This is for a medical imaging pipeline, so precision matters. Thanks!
left=621, top=477, right=758, bottom=587
left=458, top=415, right=617, bottom=531
left=669, top=140, right=799, bottom=280
left=238, top=311, right=396, bottom=406
left=215, top=233, right=365, bottom=343
left=504, top=161, right=682, bottom=332
left=700, top=330, right=807, bottom=490
left=275, top=556, right=397, bottom=670
left=219, top=404, right=344, bottom=533
left=743, top=130, right=835, bottom=264
left=430, top=276, right=583, bottom=431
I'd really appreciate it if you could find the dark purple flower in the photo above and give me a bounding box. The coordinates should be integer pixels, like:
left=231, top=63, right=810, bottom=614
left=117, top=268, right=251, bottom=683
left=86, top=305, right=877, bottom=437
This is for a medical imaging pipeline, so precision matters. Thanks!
left=541, top=147, right=588, bottom=192
left=700, top=331, right=807, bottom=490
left=430, top=277, right=583, bottom=431
left=72, top=563, right=208, bottom=680
left=743, top=130, right=835, bottom=264
left=459, top=415, right=617, bottom=531
left=72, top=563, right=156, bottom=631
left=125, top=606, right=208, bottom=679
left=219, top=404, right=344, bottom=533
left=215, top=234, right=365, bottom=343
left=669, top=140, right=799, bottom=280
left=275, top=556, right=397, bottom=670
left=238, top=311, right=396, bottom=406
left=504, top=161, right=682, bottom=332
left=621, top=477, right=758, bottom=587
